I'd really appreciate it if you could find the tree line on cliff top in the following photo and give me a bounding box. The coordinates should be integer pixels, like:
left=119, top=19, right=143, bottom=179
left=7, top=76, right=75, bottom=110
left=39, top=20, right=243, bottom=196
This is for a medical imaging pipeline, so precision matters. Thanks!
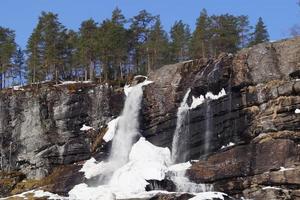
left=0, top=8, right=269, bottom=89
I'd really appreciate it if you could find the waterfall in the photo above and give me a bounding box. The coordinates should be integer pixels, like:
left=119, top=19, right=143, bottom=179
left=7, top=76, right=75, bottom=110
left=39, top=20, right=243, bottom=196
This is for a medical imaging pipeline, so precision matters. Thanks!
left=97, top=79, right=152, bottom=184
left=204, top=100, right=212, bottom=155
left=171, top=89, right=191, bottom=164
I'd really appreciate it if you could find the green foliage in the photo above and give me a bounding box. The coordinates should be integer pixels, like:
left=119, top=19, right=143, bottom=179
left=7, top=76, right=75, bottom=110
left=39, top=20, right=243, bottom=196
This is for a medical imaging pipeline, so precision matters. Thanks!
left=170, top=20, right=191, bottom=62
left=26, top=11, right=65, bottom=83
left=0, top=27, right=16, bottom=88
left=190, top=9, right=212, bottom=58
left=145, top=17, right=170, bottom=71
left=249, top=17, right=269, bottom=46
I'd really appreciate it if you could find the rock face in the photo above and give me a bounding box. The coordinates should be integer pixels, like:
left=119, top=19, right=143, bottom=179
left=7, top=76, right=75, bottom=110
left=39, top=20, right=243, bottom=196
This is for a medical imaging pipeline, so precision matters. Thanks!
left=0, top=83, right=123, bottom=181
left=0, top=37, right=300, bottom=199
left=141, top=37, right=300, bottom=199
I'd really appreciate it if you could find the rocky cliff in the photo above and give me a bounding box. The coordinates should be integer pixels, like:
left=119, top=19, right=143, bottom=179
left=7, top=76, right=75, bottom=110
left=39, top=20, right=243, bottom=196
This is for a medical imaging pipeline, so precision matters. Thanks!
left=0, top=37, right=300, bottom=199
left=141, top=37, right=300, bottom=199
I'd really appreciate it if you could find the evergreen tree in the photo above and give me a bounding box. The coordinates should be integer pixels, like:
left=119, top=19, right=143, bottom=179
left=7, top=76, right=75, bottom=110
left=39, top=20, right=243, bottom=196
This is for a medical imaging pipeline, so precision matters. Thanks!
left=145, top=17, right=169, bottom=71
left=98, top=18, right=128, bottom=81
left=237, top=15, right=252, bottom=48
left=27, top=28, right=42, bottom=83
left=12, top=47, right=27, bottom=86
left=111, top=7, right=127, bottom=26
left=78, top=19, right=98, bottom=81
left=210, top=14, right=241, bottom=55
left=249, top=17, right=269, bottom=46
left=0, top=27, right=16, bottom=89
left=27, top=12, right=65, bottom=83
left=190, top=9, right=212, bottom=58
left=170, top=20, right=191, bottom=62
left=59, top=29, right=79, bottom=80
left=129, top=10, right=157, bottom=74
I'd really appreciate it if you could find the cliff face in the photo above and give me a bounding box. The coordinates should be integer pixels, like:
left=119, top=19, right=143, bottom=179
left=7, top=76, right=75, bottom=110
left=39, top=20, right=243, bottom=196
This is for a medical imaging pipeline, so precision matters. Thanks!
left=0, top=83, right=123, bottom=180
left=141, top=37, right=300, bottom=199
left=0, top=37, right=300, bottom=199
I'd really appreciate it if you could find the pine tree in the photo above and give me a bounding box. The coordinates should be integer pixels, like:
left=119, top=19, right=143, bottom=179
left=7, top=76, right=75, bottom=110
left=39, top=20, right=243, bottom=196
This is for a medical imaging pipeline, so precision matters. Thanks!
left=27, top=28, right=42, bottom=83
left=129, top=10, right=157, bottom=74
left=12, top=47, right=27, bottom=86
left=237, top=15, right=252, bottom=48
left=78, top=19, right=98, bottom=81
left=27, top=12, right=65, bottom=83
left=210, top=14, right=242, bottom=55
left=146, top=17, right=169, bottom=71
left=111, top=7, right=127, bottom=26
left=249, top=17, right=269, bottom=46
left=0, top=27, right=16, bottom=89
left=170, top=20, right=191, bottom=62
left=190, top=9, right=211, bottom=58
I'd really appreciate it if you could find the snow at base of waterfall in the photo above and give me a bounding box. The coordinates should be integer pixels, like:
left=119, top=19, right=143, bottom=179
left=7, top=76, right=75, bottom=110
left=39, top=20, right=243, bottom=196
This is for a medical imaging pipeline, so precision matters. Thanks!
left=71, top=137, right=222, bottom=200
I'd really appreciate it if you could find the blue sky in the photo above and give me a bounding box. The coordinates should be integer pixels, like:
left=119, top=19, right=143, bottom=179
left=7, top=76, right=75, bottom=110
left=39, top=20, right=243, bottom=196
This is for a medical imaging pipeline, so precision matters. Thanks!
left=1, top=0, right=299, bottom=49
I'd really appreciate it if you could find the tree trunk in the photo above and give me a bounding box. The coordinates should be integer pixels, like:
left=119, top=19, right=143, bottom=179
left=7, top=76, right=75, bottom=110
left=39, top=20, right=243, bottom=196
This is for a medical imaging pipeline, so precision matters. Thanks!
left=84, top=68, right=88, bottom=81
left=89, top=60, right=94, bottom=81
left=201, top=41, right=205, bottom=58
left=55, top=65, right=58, bottom=84
left=147, top=47, right=151, bottom=74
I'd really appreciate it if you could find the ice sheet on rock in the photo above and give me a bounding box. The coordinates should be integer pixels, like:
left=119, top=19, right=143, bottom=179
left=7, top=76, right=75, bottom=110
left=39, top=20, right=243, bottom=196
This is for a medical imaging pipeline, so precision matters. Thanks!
left=103, top=117, right=120, bottom=142
left=189, top=89, right=226, bottom=110
left=190, top=192, right=228, bottom=200
left=168, top=161, right=192, bottom=172
left=80, top=124, right=94, bottom=131
left=190, top=95, right=205, bottom=109
left=205, top=88, right=226, bottom=100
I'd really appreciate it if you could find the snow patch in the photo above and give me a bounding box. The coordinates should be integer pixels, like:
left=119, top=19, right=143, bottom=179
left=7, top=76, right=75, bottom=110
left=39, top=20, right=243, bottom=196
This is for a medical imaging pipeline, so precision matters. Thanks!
left=103, top=117, right=120, bottom=142
left=221, top=142, right=235, bottom=149
left=279, top=167, right=294, bottom=172
left=3, top=189, right=67, bottom=200
left=190, top=192, right=228, bottom=200
left=262, top=186, right=281, bottom=190
left=80, top=124, right=94, bottom=131
left=295, top=109, right=300, bottom=114
left=12, top=85, right=24, bottom=91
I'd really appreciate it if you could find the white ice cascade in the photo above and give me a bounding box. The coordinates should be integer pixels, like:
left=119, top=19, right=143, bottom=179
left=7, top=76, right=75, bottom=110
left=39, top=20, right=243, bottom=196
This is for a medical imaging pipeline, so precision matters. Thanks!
left=98, top=79, right=153, bottom=183
left=171, top=89, right=191, bottom=164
